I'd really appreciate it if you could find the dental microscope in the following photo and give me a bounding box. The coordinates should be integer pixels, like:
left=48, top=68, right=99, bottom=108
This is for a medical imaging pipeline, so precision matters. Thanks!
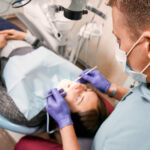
left=11, top=0, right=106, bottom=20
left=11, top=0, right=88, bottom=20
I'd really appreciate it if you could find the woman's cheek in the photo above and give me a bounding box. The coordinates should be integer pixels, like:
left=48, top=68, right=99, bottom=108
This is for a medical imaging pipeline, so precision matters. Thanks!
left=65, top=93, right=74, bottom=103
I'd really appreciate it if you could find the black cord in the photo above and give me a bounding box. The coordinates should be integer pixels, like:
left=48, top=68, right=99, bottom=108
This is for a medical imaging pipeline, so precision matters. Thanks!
left=12, top=0, right=31, bottom=8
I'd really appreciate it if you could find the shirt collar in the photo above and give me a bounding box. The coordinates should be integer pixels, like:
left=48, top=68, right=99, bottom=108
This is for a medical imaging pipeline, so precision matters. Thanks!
left=121, top=90, right=133, bottom=101
left=121, top=83, right=150, bottom=102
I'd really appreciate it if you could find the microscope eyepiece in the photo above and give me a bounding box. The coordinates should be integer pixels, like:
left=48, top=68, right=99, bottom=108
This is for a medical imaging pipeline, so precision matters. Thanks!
left=63, top=8, right=88, bottom=20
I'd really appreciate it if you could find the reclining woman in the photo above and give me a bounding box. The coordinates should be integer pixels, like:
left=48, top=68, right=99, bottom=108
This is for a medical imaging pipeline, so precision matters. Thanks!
left=0, top=18, right=114, bottom=139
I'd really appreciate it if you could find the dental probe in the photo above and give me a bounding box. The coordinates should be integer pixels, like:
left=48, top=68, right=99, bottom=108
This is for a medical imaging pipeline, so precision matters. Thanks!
left=74, top=65, right=98, bottom=82
left=44, top=66, right=98, bottom=99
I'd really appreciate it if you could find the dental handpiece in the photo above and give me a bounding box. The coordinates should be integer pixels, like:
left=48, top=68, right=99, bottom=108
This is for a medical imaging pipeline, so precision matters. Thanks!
left=44, top=66, right=98, bottom=99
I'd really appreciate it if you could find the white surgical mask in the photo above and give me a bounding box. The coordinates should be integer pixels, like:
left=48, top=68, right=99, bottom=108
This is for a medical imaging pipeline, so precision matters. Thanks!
left=115, top=35, right=150, bottom=83
left=115, top=43, right=127, bottom=71
left=125, top=63, right=150, bottom=83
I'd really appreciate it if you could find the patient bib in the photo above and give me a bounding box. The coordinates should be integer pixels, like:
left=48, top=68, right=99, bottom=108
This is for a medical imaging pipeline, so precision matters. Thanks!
left=2, top=47, right=81, bottom=120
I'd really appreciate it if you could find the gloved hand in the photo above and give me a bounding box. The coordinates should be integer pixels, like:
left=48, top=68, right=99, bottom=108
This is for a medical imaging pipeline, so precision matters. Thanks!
left=46, top=88, right=73, bottom=129
left=78, top=69, right=111, bottom=93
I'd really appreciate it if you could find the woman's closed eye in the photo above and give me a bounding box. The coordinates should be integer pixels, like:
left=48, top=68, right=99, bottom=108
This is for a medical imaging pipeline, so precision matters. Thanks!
left=75, top=95, right=85, bottom=105
left=75, top=89, right=92, bottom=105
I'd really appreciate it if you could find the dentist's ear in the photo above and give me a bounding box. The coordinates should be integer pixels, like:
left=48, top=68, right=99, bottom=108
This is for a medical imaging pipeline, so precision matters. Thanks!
left=142, top=31, right=150, bottom=59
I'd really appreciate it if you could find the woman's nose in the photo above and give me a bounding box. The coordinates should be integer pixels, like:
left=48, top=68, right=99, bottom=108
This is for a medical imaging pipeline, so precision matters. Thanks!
left=74, top=83, right=87, bottom=91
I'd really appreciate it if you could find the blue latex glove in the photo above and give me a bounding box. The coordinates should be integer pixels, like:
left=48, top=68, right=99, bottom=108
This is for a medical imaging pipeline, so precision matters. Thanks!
left=78, top=69, right=111, bottom=93
left=46, top=89, right=73, bottom=129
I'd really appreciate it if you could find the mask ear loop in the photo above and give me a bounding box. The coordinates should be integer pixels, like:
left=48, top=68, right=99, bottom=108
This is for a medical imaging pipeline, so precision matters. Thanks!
left=140, top=62, right=150, bottom=73
left=126, top=35, right=146, bottom=88
left=127, top=35, right=144, bottom=56
left=126, top=34, right=150, bottom=74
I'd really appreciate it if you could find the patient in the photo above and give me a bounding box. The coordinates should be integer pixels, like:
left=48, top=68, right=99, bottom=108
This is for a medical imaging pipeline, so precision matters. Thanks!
left=47, top=79, right=114, bottom=138
left=0, top=19, right=114, bottom=138
left=0, top=18, right=45, bottom=127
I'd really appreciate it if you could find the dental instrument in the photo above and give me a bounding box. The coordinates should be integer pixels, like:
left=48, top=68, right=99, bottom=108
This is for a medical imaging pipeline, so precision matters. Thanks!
left=74, top=65, right=98, bottom=82
left=46, top=112, right=59, bottom=134
left=70, top=22, right=88, bottom=63
left=72, top=22, right=102, bottom=66
left=45, top=66, right=98, bottom=99
left=71, top=1, right=104, bottom=67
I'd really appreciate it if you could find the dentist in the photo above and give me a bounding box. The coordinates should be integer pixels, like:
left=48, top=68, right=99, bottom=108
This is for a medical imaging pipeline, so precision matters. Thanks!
left=47, top=0, right=150, bottom=150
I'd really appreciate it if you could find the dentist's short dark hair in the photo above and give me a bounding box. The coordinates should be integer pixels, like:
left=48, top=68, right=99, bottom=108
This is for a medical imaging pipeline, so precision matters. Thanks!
left=108, top=0, right=150, bottom=39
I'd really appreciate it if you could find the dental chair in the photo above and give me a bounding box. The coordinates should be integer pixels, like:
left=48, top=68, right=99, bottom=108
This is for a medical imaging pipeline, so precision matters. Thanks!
left=0, top=17, right=46, bottom=135
left=0, top=114, right=45, bottom=134
left=0, top=17, right=93, bottom=149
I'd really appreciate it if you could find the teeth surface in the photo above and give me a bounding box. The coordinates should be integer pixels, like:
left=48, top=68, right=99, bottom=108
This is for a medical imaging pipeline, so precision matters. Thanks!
left=57, top=79, right=77, bottom=92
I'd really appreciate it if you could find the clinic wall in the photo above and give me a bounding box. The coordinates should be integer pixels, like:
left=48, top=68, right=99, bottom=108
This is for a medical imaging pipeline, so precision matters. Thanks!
left=69, top=0, right=127, bottom=86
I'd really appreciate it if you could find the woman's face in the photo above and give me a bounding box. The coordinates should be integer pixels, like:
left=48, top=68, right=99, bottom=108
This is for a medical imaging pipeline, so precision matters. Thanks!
left=64, top=83, right=99, bottom=113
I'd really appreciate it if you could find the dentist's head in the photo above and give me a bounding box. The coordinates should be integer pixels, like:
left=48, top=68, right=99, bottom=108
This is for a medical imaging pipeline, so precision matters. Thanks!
left=108, top=0, right=150, bottom=83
